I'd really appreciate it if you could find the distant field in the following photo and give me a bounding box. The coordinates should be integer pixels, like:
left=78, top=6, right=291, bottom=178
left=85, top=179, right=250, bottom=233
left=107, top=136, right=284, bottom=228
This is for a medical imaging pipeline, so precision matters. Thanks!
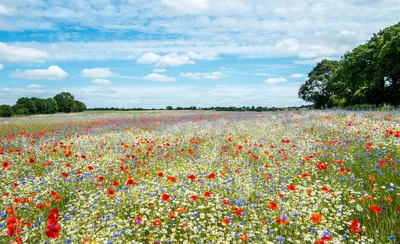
left=0, top=111, right=399, bottom=243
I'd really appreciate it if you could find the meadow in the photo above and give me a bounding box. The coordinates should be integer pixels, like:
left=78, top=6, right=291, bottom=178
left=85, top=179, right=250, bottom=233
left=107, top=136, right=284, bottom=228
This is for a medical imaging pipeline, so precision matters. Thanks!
left=0, top=110, right=399, bottom=243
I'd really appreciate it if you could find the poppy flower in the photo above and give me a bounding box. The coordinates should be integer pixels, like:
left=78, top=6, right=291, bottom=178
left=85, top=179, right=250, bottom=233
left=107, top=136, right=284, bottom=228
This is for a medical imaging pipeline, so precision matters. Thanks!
left=369, top=205, right=382, bottom=216
left=87, top=165, right=94, bottom=171
left=222, top=218, right=230, bottom=225
left=112, top=181, right=119, bottom=187
left=204, top=191, right=211, bottom=198
left=107, top=188, right=116, bottom=198
left=190, top=195, right=197, bottom=202
left=208, top=173, right=216, bottom=179
left=2, top=161, right=11, bottom=168
left=46, top=222, right=60, bottom=238
left=188, top=174, right=196, bottom=181
left=350, top=219, right=361, bottom=233
left=222, top=199, right=230, bottom=205
left=134, top=216, right=143, bottom=225
left=268, top=201, right=278, bottom=210
left=153, top=219, right=162, bottom=226
left=310, top=213, right=322, bottom=224
left=287, top=184, right=296, bottom=191
left=157, top=172, right=164, bottom=177
left=162, top=193, right=170, bottom=202
left=61, top=172, right=68, bottom=178
left=97, top=176, right=104, bottom=182
left=126, top=179, right=136, bottom=186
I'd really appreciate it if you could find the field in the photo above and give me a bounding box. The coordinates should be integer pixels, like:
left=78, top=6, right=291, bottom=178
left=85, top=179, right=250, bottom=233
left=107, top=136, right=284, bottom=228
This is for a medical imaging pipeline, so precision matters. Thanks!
left=0, top=111, right=399, bottom=243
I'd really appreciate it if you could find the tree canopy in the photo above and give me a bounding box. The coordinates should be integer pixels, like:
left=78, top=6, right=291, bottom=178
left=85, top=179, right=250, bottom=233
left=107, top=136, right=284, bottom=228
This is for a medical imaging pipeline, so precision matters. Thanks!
left=299, top=22, right=400, bottom=108
left=0, top=92, right=86, bottom=117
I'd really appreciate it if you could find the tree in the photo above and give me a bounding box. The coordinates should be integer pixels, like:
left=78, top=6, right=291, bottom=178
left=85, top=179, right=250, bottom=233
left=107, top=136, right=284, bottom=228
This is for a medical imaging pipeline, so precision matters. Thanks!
left=12, top=104, right=29, bottom=116
left=24, top=99, right=37, bottom=114
left=298, top=59, right=339, bottom=108
left=0, top=105, right=13, bottom=117
left=54, top=92, right=75, bottom=113
left=31, top=97, right=48, bottom=114
left=73, top=100, right=86, bottom=112
left=166, top=106, right=173, bottom=110
left=45, top=98, right=58, bottom=114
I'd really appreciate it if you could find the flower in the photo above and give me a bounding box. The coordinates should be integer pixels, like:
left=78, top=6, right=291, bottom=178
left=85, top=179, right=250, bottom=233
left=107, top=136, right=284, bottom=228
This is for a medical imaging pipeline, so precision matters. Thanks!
left=153, top=219, right=162, bottom=226
left=268, top=201, right=278, bottom=210
left=310, top=213, right=322, bottom=224
left=204, top=191, right=211, bottom=198
left=350, top=219, right=361, bottom=233
left=287, top=184, right=296, bottom=191
left=369, top=205, right=382, bottom=216
left=162, top=193, right=171, bottom=202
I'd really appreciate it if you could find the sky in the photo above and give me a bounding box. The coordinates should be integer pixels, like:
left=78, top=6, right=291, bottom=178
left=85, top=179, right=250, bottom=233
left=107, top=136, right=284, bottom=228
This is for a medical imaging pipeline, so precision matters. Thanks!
left=0, top=0, right=399, bottom=109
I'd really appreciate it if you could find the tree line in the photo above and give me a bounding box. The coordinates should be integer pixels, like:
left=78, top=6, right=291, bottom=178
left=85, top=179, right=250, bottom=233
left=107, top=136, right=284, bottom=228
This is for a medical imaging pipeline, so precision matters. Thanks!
left=88, top=105, right=313, bottom=112
left=0, top=92, right=86, bottom=117
left=299, top=22, right=400, bottom=109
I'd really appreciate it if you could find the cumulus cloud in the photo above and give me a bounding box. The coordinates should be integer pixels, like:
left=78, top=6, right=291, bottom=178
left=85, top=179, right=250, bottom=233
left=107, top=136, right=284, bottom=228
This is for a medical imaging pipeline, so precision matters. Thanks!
left=187, top=51, right=218, bottom=60
left=180, top=72, right=224, bottom=80
left=81, top=68, right=117, bottom=78
left=91, top=79, right=112, bottom=85
left=138, top=52, right=195, bottom=67
left=265, top=77, right=287, bottom=84
left=0, top=42, right=49, bottom=62
left=290, top=73, right=304, bottom=78
left=0, top=63, right=3, bottom=70
left=27, top=84, right=43, bottom=89
left=161, top=0, right=209, bottom=14
left=153, top=68, right=167, bottom=73
left=143, top=73, right=177, bottom=82
left=10, top=66, right=68, bottom=80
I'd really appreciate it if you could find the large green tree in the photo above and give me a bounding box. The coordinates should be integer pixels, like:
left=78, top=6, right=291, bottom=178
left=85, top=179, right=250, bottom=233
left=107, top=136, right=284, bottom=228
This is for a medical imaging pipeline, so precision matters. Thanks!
left=298, top=59, right=339, bottom=108
left=54, top=92, right=75, bottom=113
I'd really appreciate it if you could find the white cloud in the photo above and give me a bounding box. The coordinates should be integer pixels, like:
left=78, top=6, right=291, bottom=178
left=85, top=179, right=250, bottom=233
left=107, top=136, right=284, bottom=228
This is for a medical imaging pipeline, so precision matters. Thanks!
left=137, top=52, right=161, bottom=64
left=0, top=63, right=3, bottom=70
left=0, top=42, right=49, bottom=62
left=10, top=66, right=68, bottom=80
left=290, top=73, right=304, bottom=78
left=0, top=5, right=11, bottom=15
left=180, top=72, right=224, bottom=80
left=81, top=68, right=117, bottom=78
left=187, top=51, right=218, bottom=60
left=137, top=52, right=195, bottom=67
left=265, top=77, right=287, bottom=84
left=294, top=57, right=328, bottom=65
left=143, top=73, right=177, bottom=82
left=161, top=0, right=209, bottom=14
left=275, top=38, right=301, bottom=53
left=153, top=68, right=167, bottom=73
left=0, top=87, right=11, bottom=92
left=27, top=84, right=43, bottom=89
left=91, top=79, right=112, bottom=85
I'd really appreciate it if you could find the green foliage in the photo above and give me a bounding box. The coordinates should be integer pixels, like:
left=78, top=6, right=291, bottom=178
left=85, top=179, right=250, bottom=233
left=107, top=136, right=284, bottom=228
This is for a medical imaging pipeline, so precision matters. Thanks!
left=298, top=59, right=339, bottom=108
left=0, top=92, right=86, bottom=117
left=299, top=22, right=400, bottom=108
left=54, top=92, right=75, bottom=113
left=0, top=105, right=13, bottom=117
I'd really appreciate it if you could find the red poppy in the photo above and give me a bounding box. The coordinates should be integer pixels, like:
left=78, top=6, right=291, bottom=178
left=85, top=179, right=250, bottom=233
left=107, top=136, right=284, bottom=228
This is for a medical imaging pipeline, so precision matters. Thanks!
left=45, top=222, right=60, bottom=238
left=310, top=213, right=322, bottom=224
left=162, top=193, right=170, bottom=202
left=98, top=176, right=104, bottom=182
left=188, top=174, right=196, bottom=181
left=222, top=218, right=230, bottom=225
left=190, top=195, right=197, bottom=202
left=134, top=216, right=143, bottom=225
left=61, top=172, right=68, bottom=178
left=222, top=199, right=230, bottom=205
left=153, top=219, right=162, bottom=226
left=87, top=165, right=94, bottom=171
left=268, top=201, right=278, bottom=210
left=369, top=205, right=381, bottom=216
left=350, top=219, right=361, bottom=233
left=208, top=173, right=216, bottom=179
left=204, top=191, right=211, bottom=198
left=107, top=188, right=116, bottom=198
left=167, top=176, right=177, bottom=183
left=2, top=161, right=11, bottom=168
left=276, top=216, right=288, bottom=225
left=287, top=184, right=296, bottom=191
left=112, top=181, right=119, bottom=186
left=126, top=179, right=136, bottom=186
left=158, top=172, right=164, bottom=177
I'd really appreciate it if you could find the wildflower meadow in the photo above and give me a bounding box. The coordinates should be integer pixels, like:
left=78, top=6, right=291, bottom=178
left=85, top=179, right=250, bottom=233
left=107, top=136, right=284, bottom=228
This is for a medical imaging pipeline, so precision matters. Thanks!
left=0, top=111, right=399, bottom=243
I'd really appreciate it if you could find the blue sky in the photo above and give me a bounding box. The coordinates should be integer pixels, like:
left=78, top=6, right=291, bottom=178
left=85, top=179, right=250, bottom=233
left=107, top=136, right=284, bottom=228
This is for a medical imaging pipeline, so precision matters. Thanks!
left=0, top=0, right=399, bottom=108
